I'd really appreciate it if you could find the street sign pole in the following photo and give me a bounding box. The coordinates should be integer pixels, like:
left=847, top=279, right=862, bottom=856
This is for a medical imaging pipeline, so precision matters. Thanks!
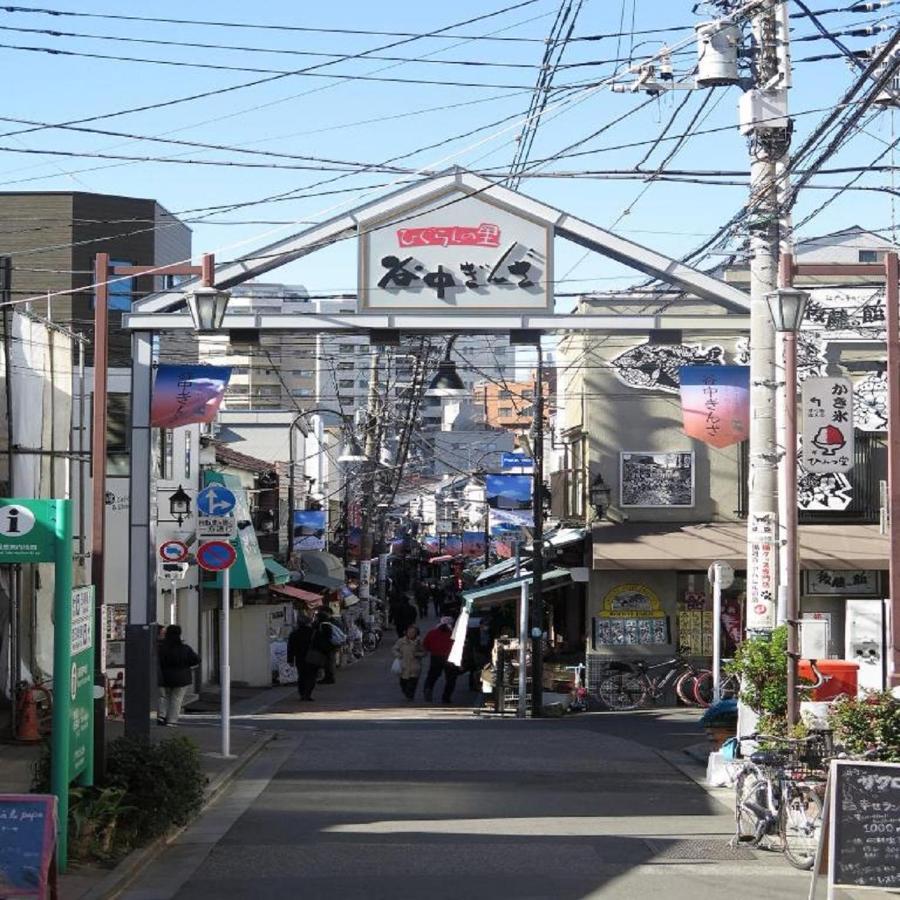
left=221, top=566, right=231, bottom=758
left=712, top=570, right=723, bottom=704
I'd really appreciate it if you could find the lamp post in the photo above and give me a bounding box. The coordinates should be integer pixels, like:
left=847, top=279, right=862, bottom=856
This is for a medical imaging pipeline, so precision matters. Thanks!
left=589, top=474, right=612, bottom=520
left=766, top=280, right=810, bottom=730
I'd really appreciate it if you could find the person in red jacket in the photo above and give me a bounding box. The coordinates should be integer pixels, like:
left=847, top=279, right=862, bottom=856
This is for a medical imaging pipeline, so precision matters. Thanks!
left=422, top=617, right=458, bottom=704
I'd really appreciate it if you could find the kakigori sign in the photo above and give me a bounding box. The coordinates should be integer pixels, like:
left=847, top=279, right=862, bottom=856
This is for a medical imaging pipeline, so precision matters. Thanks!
left=358, top=190, right=552, bottom=313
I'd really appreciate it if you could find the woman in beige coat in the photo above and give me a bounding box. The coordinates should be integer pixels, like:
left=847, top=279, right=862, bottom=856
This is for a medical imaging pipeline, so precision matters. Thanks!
left=392, top=625, right=425, bottom=700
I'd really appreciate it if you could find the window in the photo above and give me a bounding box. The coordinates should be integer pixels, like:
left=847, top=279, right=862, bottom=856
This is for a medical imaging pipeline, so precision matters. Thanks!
left=106, top=393, right=131, bottom=476
left=340, top=345, right=355, bottom=354
left=230, top=366, right=249, bottom=376
left=498, top=406, right=514, bottom=417
left=291, top=387, right=313, bottom=397
left=339, top=379, right=354, bottom=388
left=499, top=390, right=512, bottom=399
left=858, top=250, right=885, bottom=263
left=105, top=260, right=134, bottom=311
left=291, top=369, right=314, bottom=377
left=522, top=389, right=534, bottom=399
left=254, top=385, right=280, bottom=396
left=227, top=384, right=249, bottom=395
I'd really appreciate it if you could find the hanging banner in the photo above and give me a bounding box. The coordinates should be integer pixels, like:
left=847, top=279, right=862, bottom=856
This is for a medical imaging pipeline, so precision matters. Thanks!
left=485, top=474, right=533, bottom=529
left=801, top=377, right=854, bottom=473
left=679, top=365, right=749, bottom=449
left=292, top=510, right=326, bottom=552
left=150, top=365, right=232, bottom=428
left=747, top=512, right=777, bottom=631
left=462, top=531, right=486, bottom=558
left=444, top=534, right=462, bottom=555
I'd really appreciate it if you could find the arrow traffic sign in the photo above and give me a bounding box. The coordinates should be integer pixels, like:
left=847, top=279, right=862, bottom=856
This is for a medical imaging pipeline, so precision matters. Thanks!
left=159, top=540, right=189, bottom=563
left=196, top=540, right=237, bottom=572
left=197, top=484, right=237, bottom=517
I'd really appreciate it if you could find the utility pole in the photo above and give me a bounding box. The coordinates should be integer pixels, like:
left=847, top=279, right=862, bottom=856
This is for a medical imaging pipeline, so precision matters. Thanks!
left=744, top=0, right=792, bottom=632
left=358, top=349, right=381, bottom=614
left=530, top=341, right=545, bottom=716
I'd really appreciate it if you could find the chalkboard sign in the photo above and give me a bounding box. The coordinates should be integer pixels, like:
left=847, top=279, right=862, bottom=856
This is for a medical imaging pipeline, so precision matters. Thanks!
left=0, top=794, right=57, bottom=897
left=830, top=760, right=900, bottom=892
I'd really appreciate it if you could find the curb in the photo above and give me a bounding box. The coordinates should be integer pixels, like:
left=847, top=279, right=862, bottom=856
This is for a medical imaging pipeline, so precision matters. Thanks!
left=77, top=730, right=276, bottom=900
left=656, top=746, right=736, bottom=814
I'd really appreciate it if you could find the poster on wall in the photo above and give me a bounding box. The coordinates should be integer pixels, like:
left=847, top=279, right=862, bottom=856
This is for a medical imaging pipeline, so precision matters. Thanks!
left=292, top=510, right=326, bottom=552
left=462, top=531, right=486, bottom=558
left=620, top=452, right=694, bottom=508
left=612, top=341, right=724, bottom=393
left=747, top=511, right=777, bottom=631
left=594, top=583, right=670, bottom=647
left=679, top=365, right=750, bottom=448
left=801, top=377, right=854, bottom=474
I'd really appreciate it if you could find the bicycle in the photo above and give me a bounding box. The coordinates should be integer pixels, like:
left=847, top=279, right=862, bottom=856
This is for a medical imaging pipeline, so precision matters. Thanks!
left=591, top=656, right=705, bottom=711
left=692, top=667, right=741, bottom=708
left=732, top=661, right=831, bottom=870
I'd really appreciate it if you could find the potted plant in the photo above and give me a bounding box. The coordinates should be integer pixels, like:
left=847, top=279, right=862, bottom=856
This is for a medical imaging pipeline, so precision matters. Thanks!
left=725, top=624, right=790, bottom=735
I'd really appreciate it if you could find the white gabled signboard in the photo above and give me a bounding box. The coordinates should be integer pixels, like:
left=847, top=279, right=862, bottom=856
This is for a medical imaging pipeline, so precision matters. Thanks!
left=801, top=377, right=854, bottom=474
left=358, top=188, right=552, bottom=313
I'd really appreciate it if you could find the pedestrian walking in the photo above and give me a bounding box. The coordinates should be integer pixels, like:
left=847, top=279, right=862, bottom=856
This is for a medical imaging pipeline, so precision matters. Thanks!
left=392, top=625, right=425, bottom=700
left=287, top=613, right=319, bottom=701
left=314, top=610, right=346, bottom=685
left=414, top=581, right=430, bottom=619
left=393, top=596, right=418, bottom=638
left=430, top=582, right=444, bottom=618
left=157, top=625, right=199, bottom=726
left=422, top=617, right=458, bottom=704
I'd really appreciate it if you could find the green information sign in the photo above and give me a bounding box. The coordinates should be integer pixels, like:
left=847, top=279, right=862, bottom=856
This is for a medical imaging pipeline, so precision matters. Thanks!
left=69, top=586, right=94, bottom=781
left=0, top=499, right=57, bottom=563
left=0, top=498, right=93, bottom=871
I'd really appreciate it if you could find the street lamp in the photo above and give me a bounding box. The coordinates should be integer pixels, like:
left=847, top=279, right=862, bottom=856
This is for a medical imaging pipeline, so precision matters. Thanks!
left=168, top=484, right=192, bottom=526
left=186, top=285, right=231, bottom=332
left=766, top=285, right=810, bottom=730
left=589, top=473, right=612, bottom=519
left=425, top=337, right=467, bottom=397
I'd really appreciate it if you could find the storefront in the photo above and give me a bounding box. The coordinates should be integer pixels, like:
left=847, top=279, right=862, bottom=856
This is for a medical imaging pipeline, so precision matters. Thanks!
left=590, top=521, right=890, bottom=693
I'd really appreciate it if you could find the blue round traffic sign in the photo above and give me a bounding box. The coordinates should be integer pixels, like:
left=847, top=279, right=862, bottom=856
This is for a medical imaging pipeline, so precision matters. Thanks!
left=159, top=540, right=189, bottom=563
left=197, top=484, right=237, bottom=517
left=196, top=540, right=237, bottom=572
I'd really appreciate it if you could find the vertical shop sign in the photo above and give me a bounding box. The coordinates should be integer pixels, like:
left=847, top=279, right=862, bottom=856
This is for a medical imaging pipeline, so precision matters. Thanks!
left=801, top=377, right=854, bottom=473
left=747, top=511, right=777, bottom=631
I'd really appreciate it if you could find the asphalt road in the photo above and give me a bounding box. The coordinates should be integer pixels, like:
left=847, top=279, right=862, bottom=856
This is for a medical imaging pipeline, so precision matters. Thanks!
left=121, top=633, right=826, bottom=900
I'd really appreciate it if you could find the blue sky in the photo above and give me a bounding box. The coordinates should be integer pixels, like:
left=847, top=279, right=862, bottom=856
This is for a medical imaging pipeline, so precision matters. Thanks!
left=0, top=0, right=897, bottom=301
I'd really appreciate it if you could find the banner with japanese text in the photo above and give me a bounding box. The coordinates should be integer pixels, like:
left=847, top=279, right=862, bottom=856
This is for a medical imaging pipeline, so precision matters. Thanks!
left=679, top=365, right=749, bottom=449
left=150, top=365, right=232, bottom=428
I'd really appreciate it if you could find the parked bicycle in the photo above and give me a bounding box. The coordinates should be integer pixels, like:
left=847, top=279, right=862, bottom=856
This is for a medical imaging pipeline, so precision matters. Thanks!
left=692, top=666, right=741, bottom=707
left=591, top=655, right=706, bottom=711
left=732, top=660, right=831, bottom=870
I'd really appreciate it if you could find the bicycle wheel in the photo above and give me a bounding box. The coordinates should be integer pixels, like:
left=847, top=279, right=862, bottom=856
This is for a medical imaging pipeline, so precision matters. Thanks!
left=735, top=766, right=769, bottom=844
left=594, top=666, right=647, bottom=711
left=676, top=669, right=701, bottom=706
left=692, top=671, right=713, bottom=707
left=780, top=782, right=824, bottom=870
left=720, top=673, right=740, bottom=700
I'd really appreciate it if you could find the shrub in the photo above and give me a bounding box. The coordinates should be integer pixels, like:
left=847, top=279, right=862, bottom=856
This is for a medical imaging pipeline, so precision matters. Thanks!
left=829, top=692, right=900, bottom=762
left=32, top=734, right=207, bottom=862
left=725, top=625, right=789, bottom=733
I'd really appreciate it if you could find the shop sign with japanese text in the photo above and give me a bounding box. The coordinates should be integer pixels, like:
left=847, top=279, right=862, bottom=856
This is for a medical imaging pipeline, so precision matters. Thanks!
left=801, top=377, right=854, bottom=474
left=358, top=190, right=552, bottom=313
left=69, top=586, right=94, bottom=781
left=747, top=512, right=776, bottom=631
left=0, top=499, right=58, bottom=563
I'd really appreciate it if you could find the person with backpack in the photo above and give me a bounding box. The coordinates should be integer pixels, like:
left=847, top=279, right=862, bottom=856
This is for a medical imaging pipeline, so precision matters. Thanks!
left=314, top=610, right=346, bottom=685
left=157, top=625, right=200, bottom=726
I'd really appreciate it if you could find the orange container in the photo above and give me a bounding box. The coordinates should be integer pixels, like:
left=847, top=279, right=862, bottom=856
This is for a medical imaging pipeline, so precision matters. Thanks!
left=798, top=659, right=859, bottom=701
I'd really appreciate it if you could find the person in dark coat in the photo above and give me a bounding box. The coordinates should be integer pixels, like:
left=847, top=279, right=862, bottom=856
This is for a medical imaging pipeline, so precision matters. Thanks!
left=393, top=597, right=418, bottom=639
left=422, top=617, right=458, bottom=704
left=157, top=625, right=200, bottom=726
left=287, top=613, right=320, bottom=701
left=414, top=582, right=430, bottom=619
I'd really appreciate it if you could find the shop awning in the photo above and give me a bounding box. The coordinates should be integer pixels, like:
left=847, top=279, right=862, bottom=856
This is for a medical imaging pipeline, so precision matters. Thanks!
left=263, top=557, right=291, bottom=585
left=475, top=557, right=519, bottom=583
left=270, top=584, right=324, bottom=607
left=524, top=527, right=587, bottom=553
left=299, top=550, right=345, bottom=588
left=592, top=522, right=889, bottom=570
left=462, top=568, right=572, bottom=611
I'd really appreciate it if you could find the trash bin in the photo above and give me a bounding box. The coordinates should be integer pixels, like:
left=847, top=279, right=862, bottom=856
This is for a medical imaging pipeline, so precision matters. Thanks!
left=798, top=659, right=859, bottom=700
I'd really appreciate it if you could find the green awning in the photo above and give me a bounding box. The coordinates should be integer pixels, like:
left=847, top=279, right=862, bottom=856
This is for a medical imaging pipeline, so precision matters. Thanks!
left=463, top=568, right=571, bottom=611
left=264, top=557, right=290, bottom=586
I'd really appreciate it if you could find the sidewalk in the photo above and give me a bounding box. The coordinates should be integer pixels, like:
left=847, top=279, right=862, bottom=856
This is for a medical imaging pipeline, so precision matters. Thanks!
left=0, top=686, right=289, bottom=900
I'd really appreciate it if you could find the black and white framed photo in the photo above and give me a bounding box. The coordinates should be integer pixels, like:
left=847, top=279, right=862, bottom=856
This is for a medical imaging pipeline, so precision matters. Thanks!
left=620, top=451, right=695, bottom=508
